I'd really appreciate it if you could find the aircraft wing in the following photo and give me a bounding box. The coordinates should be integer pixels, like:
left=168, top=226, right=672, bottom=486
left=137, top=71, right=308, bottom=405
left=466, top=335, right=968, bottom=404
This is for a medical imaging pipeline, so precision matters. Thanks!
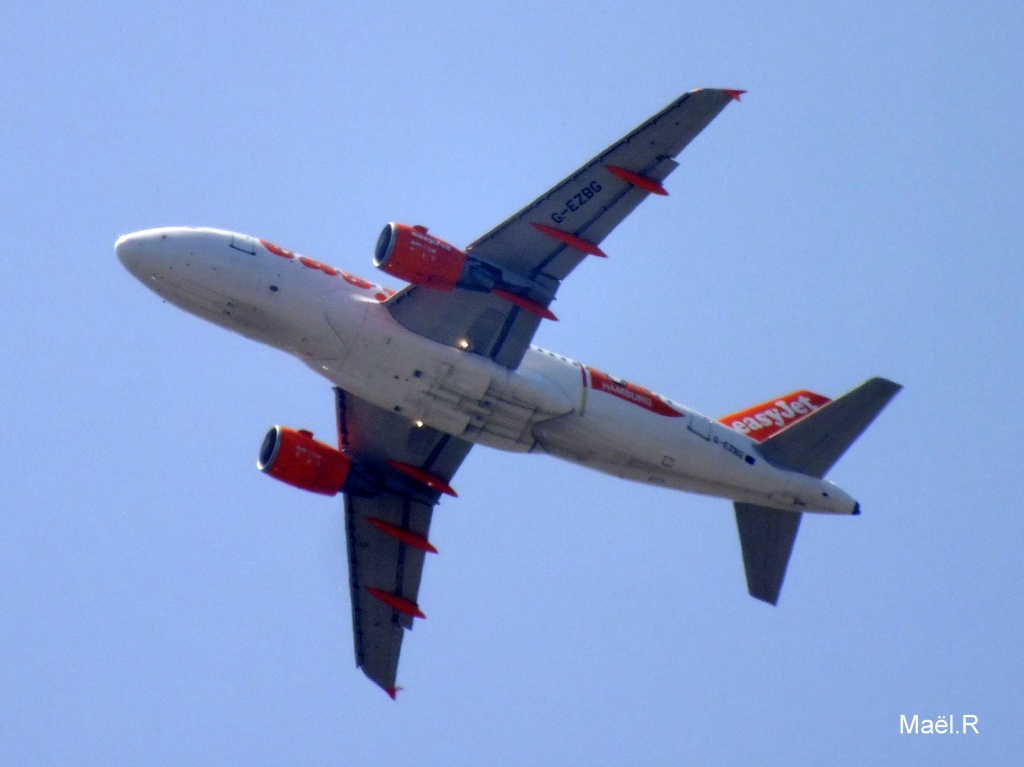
left=334, top=387, right=472, bottom=696
left=385, top=88, right=741, bottom=369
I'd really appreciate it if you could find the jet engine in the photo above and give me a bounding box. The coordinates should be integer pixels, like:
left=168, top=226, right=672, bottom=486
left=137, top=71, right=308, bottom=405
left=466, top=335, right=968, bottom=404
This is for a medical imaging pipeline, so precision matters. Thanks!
left=257, top=426, right=351, bottom=495
left=373, top=223, right=466, bottom=290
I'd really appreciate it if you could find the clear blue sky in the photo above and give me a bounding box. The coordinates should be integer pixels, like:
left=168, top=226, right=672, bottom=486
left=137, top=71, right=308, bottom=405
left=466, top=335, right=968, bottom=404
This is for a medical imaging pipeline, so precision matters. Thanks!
left=2, top=2, right=1021, bottom=764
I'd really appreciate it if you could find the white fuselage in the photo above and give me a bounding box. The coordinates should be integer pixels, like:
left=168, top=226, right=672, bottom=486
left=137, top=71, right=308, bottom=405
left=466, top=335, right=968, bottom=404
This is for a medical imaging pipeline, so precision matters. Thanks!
left=116, top=227, right=858, bottom=515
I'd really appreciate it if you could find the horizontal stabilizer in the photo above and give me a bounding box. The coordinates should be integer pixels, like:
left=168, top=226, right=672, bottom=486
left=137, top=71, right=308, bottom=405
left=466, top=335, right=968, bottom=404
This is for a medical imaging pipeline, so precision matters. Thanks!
left=758, top=377, right=902, bottom=478
left=735, top=502, right=802, bottom=605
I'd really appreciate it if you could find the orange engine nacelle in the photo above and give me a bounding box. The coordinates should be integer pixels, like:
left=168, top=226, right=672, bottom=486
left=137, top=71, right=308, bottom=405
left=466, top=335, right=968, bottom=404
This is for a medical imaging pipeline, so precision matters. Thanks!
left=257, top=426, right=351, bottom=495
left=373, top=223, right=467, bottom=290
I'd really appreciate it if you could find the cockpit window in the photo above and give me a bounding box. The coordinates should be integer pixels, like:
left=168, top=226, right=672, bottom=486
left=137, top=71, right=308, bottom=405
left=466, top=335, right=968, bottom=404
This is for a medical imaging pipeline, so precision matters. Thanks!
left=229, top=234, right=257, bottom=255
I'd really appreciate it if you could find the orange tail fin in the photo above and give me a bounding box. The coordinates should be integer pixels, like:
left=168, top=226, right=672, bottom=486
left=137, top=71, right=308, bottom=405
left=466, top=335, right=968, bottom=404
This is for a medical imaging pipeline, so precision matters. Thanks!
left=719, top=390, right=832, bottom=443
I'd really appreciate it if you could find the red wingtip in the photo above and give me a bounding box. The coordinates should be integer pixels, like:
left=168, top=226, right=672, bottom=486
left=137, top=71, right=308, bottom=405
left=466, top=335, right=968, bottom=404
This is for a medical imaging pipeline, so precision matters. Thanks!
left=723, top=89, right=746, bottom=101
left=385, top=686, right=403, bottom=700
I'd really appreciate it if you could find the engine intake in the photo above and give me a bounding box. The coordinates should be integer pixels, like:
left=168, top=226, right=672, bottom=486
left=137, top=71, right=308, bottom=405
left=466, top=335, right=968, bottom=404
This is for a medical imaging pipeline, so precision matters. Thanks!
left=257, top=426, right=351, bottom=495
left=373, top=223, right=466, bottom=290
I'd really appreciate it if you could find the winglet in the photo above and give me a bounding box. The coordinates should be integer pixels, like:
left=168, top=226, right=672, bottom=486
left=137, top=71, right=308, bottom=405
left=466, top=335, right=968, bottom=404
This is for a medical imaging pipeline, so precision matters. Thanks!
left=723, top=89, right=746, bottom=101
left=385, top=686, right=403, bottom=700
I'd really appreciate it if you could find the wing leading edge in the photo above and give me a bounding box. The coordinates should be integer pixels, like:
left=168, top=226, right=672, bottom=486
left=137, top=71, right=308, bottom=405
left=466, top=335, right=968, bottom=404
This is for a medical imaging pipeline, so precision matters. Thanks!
left=465, top=88, right=743, bottom=282
left=335, top=388, right=472, bottom=695
left=385, top=88, right=742, bottom=369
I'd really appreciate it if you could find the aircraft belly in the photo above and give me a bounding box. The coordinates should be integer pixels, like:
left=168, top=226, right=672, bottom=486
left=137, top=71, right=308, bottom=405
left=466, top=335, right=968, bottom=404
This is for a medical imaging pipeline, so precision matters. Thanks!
left=531, top=396, right=838, bottom=511
left=322, top=306, right=575, bottom=451
left=146, top=273, right=286, bottom=346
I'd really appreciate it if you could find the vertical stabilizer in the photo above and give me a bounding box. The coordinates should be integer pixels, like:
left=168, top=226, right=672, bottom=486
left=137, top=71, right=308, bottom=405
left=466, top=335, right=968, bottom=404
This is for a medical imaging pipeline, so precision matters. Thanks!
left=734, top=377, right=901, bottom=604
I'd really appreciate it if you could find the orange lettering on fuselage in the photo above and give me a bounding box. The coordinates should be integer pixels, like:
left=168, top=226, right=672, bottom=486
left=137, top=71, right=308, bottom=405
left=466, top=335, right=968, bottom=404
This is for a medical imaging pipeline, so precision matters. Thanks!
left=587, top=368, right=683, bottom=418
left=259, top=239, right=391, bottom=300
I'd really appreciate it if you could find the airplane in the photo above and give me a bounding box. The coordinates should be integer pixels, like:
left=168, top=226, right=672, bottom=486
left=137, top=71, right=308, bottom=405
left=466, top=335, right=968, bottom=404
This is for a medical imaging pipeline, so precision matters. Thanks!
left=115, top=88, right=900, bottom=698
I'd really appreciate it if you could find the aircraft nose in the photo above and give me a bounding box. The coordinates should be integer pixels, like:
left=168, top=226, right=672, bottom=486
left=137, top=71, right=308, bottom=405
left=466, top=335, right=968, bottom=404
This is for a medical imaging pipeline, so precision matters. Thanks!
left=116, top=228, right=178, bottom=281
left=115, top=231, right=147, bottom=270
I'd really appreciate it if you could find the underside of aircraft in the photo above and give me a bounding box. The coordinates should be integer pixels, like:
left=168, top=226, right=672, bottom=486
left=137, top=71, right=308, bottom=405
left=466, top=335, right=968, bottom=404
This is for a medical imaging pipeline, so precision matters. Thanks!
left=116, top=88, right=900, bottom=696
